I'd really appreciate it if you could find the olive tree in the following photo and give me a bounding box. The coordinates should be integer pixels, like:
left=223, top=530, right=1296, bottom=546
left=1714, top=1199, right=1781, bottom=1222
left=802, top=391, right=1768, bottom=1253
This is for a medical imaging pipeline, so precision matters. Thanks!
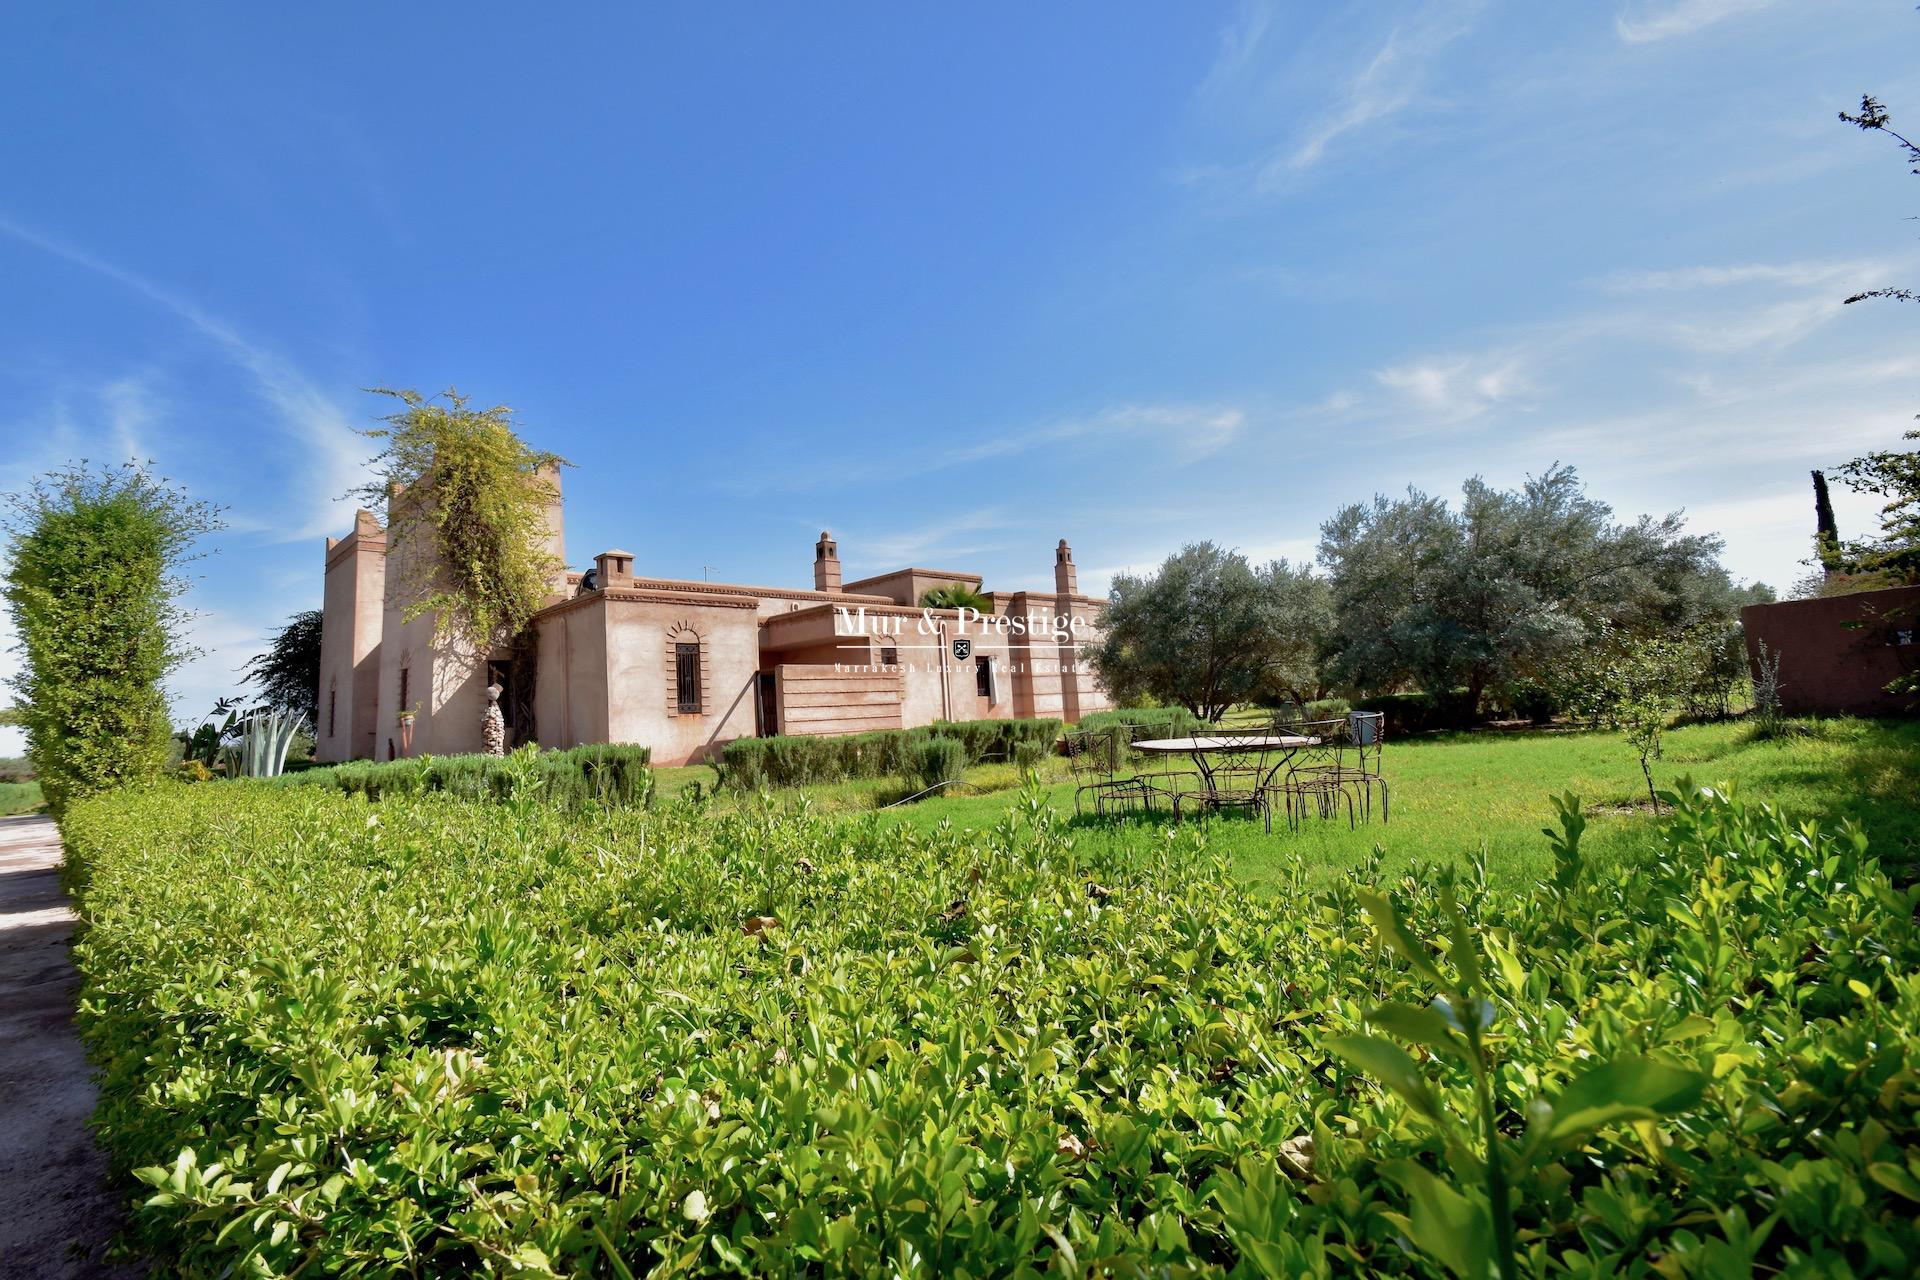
left=3, top=463, right=221, bottom=812
left=1317, top=466, right=1733, bottom=718
left=1258, top=558, right=1333, bottom=706
left=1092, top=543, right=1325, bottom=722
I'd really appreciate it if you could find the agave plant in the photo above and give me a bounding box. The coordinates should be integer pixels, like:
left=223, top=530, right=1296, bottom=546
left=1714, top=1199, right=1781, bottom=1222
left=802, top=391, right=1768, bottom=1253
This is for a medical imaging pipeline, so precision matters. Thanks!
left=222, top=707, right=308, bottom=778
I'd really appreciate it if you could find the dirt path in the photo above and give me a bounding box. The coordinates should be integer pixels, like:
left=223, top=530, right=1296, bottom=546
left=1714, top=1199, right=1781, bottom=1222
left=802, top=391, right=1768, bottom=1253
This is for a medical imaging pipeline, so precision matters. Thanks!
left=0, top=815, right=142, bottom=1278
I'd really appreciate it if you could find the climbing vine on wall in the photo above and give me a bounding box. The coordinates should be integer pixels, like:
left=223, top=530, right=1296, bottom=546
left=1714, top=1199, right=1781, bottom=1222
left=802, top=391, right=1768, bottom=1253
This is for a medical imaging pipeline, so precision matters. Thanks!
left=359, top=388, right=566, bottom=654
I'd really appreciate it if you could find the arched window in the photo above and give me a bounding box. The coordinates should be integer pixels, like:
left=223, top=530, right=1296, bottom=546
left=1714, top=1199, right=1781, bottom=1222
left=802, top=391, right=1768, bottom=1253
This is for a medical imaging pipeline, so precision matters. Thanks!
left=327, top=678, right=337, bottom=737
left=666, top=622, right=706, bottom=716
left=676, top=642, right=701, bottom=713
left=881, top=642, right=898, bottom=668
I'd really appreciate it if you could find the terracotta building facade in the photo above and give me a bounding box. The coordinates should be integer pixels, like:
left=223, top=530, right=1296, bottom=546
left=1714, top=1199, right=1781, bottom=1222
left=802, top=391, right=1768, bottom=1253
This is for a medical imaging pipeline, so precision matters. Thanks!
left=315, top=474, right=1111, bottom=765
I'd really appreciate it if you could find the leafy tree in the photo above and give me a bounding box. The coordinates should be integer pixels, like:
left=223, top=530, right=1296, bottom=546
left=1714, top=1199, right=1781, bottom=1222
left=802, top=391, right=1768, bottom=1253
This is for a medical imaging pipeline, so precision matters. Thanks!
left=1092, top=543, right=1307, bottom=722
left=1828, top=433, right=1920, bottom=585
left=2, top=463, right=221, bottom=812
left=358, top=388, right=566, bottom=653
left=1318, top=465, right=1732, bottom=719
left=240, top=609, right=323, bottom=723
left=1258, top=559, right=1333, bottom=705
left=1565, top=628, right=1692, bottom=812
left=919, top=582, right=993, bottom=612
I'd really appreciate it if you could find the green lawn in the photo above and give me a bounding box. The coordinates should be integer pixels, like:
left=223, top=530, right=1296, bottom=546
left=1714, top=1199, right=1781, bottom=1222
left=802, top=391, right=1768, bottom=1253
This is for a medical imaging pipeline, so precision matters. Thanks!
left=659, top=717, right=1920, bottom=888
left=0, top=780, right=44, bottom=816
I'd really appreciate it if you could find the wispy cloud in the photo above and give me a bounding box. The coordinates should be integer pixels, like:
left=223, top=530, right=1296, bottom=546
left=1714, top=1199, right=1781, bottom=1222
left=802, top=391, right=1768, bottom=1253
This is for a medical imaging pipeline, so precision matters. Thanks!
left=0, top=214, right=368, bottom=542
left=851, top=508, right=1016, bottom=568
left=1599, top=259, right=1882, bottom=293
left=1194, top=0, right=1275, bottom=105
left=1374, top=351, right=1531, bottom=423
left=1276, top=1, right=1484, bottom=180
left=728, top=401, right=1247, bottom=496
left=1615, top=0, right=1779, bottom=44
left=1597, top=256, right=1902, bottom=353
left=936, top=403, right=1246, bottom=469
left=100, top=376, right=161, bottom=462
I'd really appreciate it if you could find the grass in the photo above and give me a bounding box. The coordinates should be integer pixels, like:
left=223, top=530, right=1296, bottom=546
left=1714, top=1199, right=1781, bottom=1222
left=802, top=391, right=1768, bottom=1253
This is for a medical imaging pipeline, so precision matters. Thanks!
left=660, top=717, right=1920, bottom=889
left=0, top=780, right=44, bottom=816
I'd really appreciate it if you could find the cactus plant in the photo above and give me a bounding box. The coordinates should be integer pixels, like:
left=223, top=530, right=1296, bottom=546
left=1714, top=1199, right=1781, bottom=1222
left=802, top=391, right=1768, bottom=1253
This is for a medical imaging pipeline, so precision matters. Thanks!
left=222, top=708, right=308, bottom=778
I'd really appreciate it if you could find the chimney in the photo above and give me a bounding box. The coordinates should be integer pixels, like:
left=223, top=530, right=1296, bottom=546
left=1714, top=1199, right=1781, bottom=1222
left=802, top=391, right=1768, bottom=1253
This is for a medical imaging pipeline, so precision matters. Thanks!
left=814, top=530, right=842, bottom=592
left=1054, top=538, right=1078, bottom=595
left=595, top=548, right=635, bottom=587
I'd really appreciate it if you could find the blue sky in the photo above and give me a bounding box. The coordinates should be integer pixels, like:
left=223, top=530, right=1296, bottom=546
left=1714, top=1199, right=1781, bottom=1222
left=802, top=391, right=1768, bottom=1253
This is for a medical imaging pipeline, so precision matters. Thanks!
left=2, top=1, right=1917, bottom=746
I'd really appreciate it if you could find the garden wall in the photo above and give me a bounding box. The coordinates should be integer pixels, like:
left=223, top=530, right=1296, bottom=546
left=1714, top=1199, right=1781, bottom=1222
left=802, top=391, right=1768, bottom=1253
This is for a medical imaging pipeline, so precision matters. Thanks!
left=1740, top=584, right=1920, bottom=716
left=773, top=665, right=903, bottom=736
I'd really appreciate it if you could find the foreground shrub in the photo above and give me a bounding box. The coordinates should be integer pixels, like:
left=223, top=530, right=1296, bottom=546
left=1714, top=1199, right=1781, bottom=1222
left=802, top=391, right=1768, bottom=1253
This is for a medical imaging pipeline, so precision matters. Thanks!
left=65, top=780, right=1920, bottom=1276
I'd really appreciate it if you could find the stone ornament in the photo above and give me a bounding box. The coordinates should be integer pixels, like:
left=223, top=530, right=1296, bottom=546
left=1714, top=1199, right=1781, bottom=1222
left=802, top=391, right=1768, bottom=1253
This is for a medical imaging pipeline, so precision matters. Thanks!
left=482, top=682, right=507, bottom=756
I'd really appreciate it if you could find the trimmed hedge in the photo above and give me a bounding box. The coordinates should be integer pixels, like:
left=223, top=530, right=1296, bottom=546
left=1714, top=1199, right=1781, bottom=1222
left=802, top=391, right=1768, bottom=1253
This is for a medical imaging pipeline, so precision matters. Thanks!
left=719, top=718, right=1061, bottom=790
left=281, top=743, right=652, bottom=810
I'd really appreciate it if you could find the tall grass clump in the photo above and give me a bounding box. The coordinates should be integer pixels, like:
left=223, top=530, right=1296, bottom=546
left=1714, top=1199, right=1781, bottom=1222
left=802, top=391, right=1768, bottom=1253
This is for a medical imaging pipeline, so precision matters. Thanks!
left=905, top=733, right=965, bottom=795
left=282, top=742, right=650, bottom=810
left=718, top=718, right=1059, bottom=789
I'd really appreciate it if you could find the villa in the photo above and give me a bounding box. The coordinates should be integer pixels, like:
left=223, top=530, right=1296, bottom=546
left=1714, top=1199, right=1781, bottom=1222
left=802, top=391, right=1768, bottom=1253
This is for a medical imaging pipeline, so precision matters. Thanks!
left=314, top=473, right=1111, bottom=765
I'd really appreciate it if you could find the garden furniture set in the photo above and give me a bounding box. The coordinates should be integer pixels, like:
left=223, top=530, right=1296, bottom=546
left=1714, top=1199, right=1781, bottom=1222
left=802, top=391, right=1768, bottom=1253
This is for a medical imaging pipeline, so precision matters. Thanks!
left=1066, top=712, right=1388, bottom=830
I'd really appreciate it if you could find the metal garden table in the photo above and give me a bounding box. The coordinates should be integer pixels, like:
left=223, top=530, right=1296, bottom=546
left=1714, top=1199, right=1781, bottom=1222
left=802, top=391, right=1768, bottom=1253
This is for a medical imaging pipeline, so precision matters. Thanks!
left=1129, top=735, right=1321, bottom=816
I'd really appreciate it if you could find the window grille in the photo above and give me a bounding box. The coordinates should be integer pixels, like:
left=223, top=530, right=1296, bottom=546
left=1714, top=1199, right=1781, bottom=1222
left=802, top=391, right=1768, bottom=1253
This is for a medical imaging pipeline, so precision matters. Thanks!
left=676, top=643, right=702, bottom=713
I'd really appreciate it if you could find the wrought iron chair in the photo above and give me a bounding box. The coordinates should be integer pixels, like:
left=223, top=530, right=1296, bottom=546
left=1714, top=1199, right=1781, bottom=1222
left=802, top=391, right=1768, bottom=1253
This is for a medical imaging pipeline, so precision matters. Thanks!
left=1124, top=722, right=1206, bottom=818
left=1184, top=728, right=1275, bottom=826
left=1329, top=711, right=1388, bottom=822
left=1065, top=727, right=1149, bottom=819
left=1268, top=712, right=1388, bottom=826
left=1259, top=717, right=1354, bottom=832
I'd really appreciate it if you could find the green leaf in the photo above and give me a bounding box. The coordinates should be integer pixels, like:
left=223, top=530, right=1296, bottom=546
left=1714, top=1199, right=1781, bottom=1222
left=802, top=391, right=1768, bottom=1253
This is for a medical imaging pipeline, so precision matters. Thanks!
left=1328, top=1035, right=1444, bottom=1121
left=1383, top=1160, right=1492, bottom=1279
left=1544, top=1056, right=1709, bottom=1143
left=1867, top=1162, right=1920, bottom=1204
left=1438, top=883, right=1481, bottom=993
left=1365, top=1002, right=1466, bottom=1061
left=1357, top=891, right=1446, bottom=987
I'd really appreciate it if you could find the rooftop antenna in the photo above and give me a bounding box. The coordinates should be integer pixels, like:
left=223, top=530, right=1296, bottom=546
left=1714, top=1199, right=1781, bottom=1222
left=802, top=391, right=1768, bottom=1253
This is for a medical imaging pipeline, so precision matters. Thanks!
left=702, top=564, right=717, bottom=582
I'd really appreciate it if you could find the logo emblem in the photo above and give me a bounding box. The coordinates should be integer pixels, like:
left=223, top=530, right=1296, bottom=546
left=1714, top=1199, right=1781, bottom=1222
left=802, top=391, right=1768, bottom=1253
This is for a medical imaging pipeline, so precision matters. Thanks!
left=952, top=638, right=972, bottom=660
